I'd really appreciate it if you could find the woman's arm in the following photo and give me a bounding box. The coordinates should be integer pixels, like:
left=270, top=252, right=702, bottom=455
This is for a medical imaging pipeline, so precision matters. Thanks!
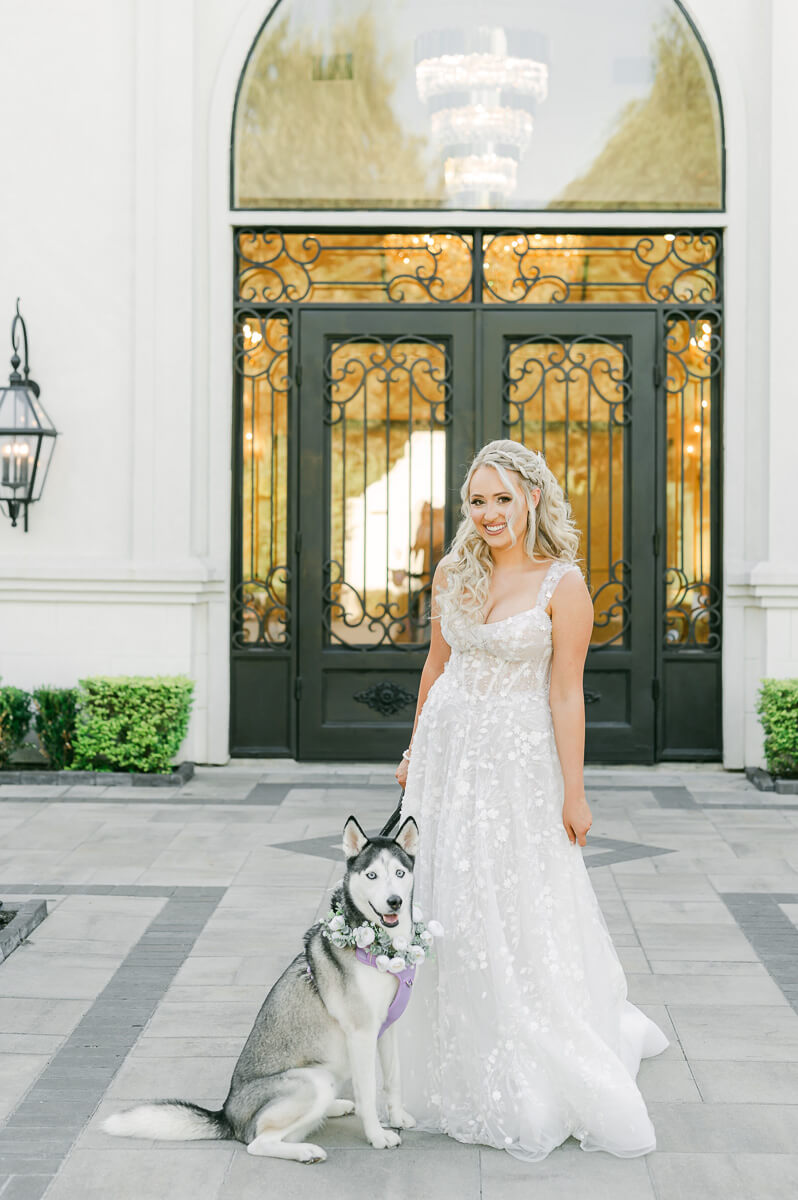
left=548, top=570, right=595, bottom=846
left=395, top=561, right=452, bottom=788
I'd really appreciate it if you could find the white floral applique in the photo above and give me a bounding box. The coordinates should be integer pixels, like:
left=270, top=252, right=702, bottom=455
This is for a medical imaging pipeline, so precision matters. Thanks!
left=396, top=558, right=667, bottom=1162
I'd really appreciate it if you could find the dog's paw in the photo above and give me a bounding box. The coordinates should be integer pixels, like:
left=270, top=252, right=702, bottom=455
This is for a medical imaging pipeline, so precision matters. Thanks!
left=367, top=1126, right=402, bottom=1149
left=389, top=1108, right=416, bottom=1129
left=327, top=1099, right=355, bottom=1118
left=297, top=1143, right=327, bottom=1164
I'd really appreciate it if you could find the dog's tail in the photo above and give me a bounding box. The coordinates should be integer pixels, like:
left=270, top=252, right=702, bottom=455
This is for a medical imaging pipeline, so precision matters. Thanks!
left=103, top=1100, right=233, bottom=1142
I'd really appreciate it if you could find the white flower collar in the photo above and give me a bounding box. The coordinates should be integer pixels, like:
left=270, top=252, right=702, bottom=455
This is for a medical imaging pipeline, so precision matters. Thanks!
left=320, top=904, right=443, bottom=972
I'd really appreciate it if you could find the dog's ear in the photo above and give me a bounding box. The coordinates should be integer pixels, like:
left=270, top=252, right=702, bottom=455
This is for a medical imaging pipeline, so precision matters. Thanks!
left=342, top=815, right=369, bottom=860
left=394, top=816, right=419, bottom=858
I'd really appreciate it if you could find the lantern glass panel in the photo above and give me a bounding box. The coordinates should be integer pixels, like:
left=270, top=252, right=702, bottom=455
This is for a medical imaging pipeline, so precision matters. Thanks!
left=0, top=385, right=57, bottom=504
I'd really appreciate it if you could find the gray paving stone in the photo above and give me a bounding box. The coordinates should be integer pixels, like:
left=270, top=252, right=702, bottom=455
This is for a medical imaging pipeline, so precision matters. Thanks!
left=479, top=1142, right=655, bottom=1199
left=44, top=1146, right=235, bottom=1200
left=0, top=999, right=89, bottom=1037
left=0, top=1159, right=62, bottom=1177
left=105, top=1054, right=237, bottom=1100
left=626, top=971, right=787, bottom=1005
left=3, top=763, right=798, bottom=1200
left=667, top=1003, right=798, bottom=1060
left=690, top=1059, right=798, bottom=1103
left=648, top=1154, right=798, bottom=1200
left=650, top=1101, right=798, bottom=1152
left=636, top=1057, right=702, bottom=1102
left=133, top=1036, right=245, bottom=1058
left=219, top=1141, right=480, bottom=1200
left=633, top=923, right=760, bottom=961
left=1, top=1178, right=56, bottom=1200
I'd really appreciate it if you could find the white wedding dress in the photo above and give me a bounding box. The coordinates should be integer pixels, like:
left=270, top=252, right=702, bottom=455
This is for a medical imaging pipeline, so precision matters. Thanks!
left=398, top=559, right=668, bottom=1161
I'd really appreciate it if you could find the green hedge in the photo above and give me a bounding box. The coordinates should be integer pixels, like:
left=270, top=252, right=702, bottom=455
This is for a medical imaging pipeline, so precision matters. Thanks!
left=71, top=676, right=194, bottom=775
left=757, top=678, right=798, bottom=779
left=33, top=687, right=79, bottom=771
left=0, top=685, right=32, bottom=767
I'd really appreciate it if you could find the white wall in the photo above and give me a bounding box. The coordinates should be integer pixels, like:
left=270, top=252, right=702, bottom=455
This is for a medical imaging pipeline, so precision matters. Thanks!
left=0, top=0, right=794, bottom=767
left=0, top=0, right=230, bottom=761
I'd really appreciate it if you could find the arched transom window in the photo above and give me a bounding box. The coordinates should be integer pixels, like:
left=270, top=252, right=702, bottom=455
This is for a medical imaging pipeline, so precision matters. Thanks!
left=233, top=0, right=723, bottom=211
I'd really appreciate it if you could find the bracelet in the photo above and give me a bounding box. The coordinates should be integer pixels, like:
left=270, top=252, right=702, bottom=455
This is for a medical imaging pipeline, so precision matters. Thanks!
left=402, top=748, right=412, bottom=762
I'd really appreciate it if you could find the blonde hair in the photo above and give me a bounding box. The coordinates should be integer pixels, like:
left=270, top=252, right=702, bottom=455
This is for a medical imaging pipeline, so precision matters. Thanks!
left=437, top=439, right=580, bottom=625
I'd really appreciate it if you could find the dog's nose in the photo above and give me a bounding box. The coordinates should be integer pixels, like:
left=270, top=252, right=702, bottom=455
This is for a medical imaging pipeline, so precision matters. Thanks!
left=386, top=894, right=402, bottom=911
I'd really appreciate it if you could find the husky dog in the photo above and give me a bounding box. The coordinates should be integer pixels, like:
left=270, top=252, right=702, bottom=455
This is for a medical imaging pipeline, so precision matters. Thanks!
left=103, top=815, right=420, bottom=1164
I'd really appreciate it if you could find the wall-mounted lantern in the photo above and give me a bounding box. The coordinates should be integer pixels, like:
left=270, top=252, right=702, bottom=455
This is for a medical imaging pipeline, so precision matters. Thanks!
left=0, top=300, right=58, bottom=531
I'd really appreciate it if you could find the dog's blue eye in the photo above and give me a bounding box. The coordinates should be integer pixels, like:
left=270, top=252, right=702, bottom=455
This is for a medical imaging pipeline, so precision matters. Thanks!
left=396, top=869, right=405, bottom=878
left=366, top=871, right=377, bottom=880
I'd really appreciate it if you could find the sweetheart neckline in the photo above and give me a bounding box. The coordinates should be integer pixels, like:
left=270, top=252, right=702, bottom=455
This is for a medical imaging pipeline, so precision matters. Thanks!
left=481, top=560, right=562, bottom=627
left=482, top=603, right=552, bottom=629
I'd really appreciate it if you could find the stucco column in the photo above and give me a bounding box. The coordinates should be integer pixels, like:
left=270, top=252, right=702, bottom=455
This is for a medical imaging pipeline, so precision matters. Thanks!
left=742, top=0, right=798, bottom=765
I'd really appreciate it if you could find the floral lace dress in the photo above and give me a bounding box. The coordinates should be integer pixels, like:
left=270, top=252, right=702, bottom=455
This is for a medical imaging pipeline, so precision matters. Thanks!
left=398, top=559, right=667, bottom=1161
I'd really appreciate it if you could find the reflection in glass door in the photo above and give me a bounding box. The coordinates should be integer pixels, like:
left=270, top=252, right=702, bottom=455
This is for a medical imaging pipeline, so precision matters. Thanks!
left=483, top=312, right=658, bottom=761
left=297, top=311, right=473, bottom=760
left=325, top=338, right=449, bottom=647
left=503, top=336, right=629, bottom=648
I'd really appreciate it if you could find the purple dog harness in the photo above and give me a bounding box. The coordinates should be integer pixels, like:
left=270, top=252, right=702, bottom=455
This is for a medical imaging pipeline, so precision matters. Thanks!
left=355, top=947, right=416, bottom=1037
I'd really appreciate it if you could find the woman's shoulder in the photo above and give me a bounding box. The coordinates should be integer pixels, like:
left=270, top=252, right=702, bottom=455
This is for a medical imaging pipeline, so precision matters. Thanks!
left=548, top=557, right=583, bottom=578
left=433, top=553, right=456, bottom=581
left=546, top=560, right=591, bottom=611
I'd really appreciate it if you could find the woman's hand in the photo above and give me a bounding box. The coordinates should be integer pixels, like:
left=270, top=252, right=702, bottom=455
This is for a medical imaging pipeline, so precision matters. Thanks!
left=563, top=793, right=592, bottom=846
left=395, top=757, right=409, bottom=789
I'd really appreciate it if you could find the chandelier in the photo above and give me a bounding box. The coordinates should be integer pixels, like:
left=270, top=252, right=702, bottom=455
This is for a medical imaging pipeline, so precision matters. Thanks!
left=415, top=27, right=549, bottom=206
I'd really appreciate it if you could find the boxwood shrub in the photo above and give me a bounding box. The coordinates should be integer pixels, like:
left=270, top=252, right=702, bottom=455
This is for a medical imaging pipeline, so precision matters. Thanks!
left=72, top=675, right=194, bottom=775
left=757, top=678, right=798, bottom=779
left=0, top=685, right=32, bottom=767
left=33, top=687, right=79, bottom=771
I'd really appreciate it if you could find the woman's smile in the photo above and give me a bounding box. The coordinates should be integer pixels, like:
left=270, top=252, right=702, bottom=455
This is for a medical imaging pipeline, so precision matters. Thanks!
left=483, top=520, right=508, bottom=536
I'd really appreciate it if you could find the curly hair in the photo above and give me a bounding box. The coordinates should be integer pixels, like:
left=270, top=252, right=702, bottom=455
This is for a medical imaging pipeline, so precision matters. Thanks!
left=436, top=439, right=580, bottom=625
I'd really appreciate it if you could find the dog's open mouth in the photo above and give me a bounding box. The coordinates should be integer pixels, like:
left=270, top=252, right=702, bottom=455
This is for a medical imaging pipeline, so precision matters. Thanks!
left=370, top=903, right=400, bottom=928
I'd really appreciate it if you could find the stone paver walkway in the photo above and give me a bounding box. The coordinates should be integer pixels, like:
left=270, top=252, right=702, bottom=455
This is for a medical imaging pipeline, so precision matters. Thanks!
left=2, top=763, right=798, bottom=1199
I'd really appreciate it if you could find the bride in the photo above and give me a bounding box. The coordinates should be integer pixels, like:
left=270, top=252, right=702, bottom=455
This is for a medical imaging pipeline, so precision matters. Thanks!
left=395, top=439, right=667, bottom=1161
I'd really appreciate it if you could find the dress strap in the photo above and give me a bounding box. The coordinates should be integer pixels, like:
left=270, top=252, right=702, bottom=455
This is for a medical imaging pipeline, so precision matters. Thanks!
left=538, top=560, right=580, bottom=612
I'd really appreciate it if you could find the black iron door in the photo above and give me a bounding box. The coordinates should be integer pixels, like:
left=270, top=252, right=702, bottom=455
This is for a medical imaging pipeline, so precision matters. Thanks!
left=231, top=227, right=721, bottom=763
left=482, top=310, right=658, bottom=761
left=297, top=309, right=474, bottom=760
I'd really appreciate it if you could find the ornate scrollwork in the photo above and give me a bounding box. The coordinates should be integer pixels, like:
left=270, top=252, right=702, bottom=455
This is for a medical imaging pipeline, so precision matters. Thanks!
left=232, top=308, right=292, bottom=650
left=663, top=310, right=721, bottom=651
left=324, top=336, right=451, bottom=428
left=664, top=570, right=721, bottom=650
left=353, top=681, right=418, bottom=717
left=483, top=232, right=571, bottom=303
left=482, top=230, right=720, bottom=306
left=504, top=336, right=631, bottom=432
left=634, top=231, right=720, bottom=303
left=236, top=230, right=472, bottom=305
left=591, top=559, right=631, bottom=648
left=232, top=567, right=290, bottom=648
left=664, top=308, right=722, bottom=388
left=233, top=307, right=292, bottom=382
left=236, top=230, right=322, bottom=303
left=324, top=559, right=432, bottom=649
left=385, top=232, right=473, bottom=303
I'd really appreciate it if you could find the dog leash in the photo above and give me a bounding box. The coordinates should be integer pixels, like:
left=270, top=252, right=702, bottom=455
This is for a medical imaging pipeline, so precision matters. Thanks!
left=379, top=787, right=405, bottom=837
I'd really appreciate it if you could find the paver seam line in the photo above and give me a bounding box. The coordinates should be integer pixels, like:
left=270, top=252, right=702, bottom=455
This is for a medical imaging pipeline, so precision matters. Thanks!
left=644, top=1153, right=662, bottom=1199
left=695, top=802, right=798, bottom=811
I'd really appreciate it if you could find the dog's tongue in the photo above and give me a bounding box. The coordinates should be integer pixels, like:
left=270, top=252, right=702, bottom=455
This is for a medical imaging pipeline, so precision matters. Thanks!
left=383, top=913, right=399, bottom=927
